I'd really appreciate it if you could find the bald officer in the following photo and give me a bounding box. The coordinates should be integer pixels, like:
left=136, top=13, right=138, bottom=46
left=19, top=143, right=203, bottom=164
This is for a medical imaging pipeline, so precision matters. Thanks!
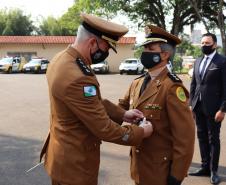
left=40, top=13, right=153, bottom=185
left=118, top=25, right=195, bottom=185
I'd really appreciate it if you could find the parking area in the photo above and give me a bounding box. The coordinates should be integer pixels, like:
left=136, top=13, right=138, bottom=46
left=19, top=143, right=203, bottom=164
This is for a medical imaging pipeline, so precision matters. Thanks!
left=0, top=73, right=226, bottom=185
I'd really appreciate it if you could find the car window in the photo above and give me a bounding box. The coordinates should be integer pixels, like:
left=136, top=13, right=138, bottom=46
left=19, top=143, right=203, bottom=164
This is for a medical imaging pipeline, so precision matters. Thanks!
left=124, top=60, right=137, bottom=64
left=41, top=60, right=49, bottom=64
left=0, top=58, right=13, bottom=64
left=29, top=59, right=41, bottom=64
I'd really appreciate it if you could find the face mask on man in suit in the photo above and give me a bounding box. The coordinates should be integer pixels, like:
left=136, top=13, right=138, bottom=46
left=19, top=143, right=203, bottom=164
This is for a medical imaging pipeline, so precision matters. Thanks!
left=201, top=45, right=215, bottom=55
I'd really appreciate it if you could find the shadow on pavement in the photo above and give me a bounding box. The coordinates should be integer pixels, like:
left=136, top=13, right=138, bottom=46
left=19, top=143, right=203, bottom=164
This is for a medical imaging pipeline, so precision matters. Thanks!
left=189, top=162, right=226, bottom=182
left=0, top=134, right=50, bottom=185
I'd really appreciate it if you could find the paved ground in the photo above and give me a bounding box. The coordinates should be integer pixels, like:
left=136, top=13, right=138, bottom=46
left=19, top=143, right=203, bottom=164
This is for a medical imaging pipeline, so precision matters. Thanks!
left=0, top=73, right=226, bottom=185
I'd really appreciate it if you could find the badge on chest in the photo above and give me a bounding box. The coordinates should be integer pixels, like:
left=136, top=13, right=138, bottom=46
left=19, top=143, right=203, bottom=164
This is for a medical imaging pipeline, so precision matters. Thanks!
left=144, top=103, right=162, bottom=110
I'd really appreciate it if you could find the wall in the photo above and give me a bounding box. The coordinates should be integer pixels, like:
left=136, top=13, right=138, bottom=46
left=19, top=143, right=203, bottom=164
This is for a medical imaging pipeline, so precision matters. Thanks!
left=0, top=43, right=135, bottom=73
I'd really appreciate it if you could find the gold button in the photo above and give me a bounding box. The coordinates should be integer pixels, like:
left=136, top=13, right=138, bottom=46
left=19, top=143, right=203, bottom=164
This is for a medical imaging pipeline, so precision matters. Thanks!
left=136, top=149, right=139, bottom=153
left=150, top=115, right=153, bottom=117
left=164, top=157, right=167, bottom=160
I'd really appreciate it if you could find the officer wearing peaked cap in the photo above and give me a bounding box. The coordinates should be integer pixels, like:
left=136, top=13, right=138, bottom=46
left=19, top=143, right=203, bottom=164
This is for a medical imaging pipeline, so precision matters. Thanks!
left=40, top=13, right=153, bottom=185
left=118, top=24, right=195, bottom=185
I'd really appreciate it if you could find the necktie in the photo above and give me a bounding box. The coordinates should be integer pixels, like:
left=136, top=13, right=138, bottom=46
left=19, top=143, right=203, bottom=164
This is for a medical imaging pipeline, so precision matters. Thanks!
left=140, top=74, right=151, bottom=96
left=200, top=57, right=209, bottom=79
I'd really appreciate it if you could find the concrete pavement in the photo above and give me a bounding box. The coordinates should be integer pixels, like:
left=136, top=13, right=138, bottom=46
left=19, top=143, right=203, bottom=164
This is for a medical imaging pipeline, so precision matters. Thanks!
left=0, top=73, right=226, bottom=185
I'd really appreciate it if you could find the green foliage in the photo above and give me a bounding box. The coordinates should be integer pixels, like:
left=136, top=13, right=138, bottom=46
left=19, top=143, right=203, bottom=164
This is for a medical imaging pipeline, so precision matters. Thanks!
left=186, top=45, right=202, bottom=58
left=172, top=54, right=183, bottom=73
left=134, top=46, right=143, bottom=58
left=0, top=9, right=34, bottom=35
left=177, top=34, right=202, bottom=58
left=38, top=16, right=63, bottom=35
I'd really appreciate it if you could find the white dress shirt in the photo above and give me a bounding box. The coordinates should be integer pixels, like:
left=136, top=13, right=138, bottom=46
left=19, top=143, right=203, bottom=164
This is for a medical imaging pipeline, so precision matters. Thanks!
left=199, top=50, right=216, bottom=76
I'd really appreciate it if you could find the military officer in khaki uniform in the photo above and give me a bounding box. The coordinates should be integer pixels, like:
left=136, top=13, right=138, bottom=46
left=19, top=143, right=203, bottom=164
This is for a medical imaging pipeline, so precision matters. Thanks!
left=40, top=13, right=153, bottom=185
left=118, top=25, right=195, bottom=185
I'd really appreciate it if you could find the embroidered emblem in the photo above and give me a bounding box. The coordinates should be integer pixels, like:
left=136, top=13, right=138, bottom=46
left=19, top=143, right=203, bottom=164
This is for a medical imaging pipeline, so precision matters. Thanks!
left=76, top=58, right=93, bottom=76
left=144, top=103, right=162, bottom=110
left=176, top=87, right=186, bottom=102
left=84, top=86, right=97, bottom=97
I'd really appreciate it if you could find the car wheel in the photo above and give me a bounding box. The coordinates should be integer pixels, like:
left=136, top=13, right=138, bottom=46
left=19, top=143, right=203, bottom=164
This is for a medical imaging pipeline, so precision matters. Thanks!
left=7, top=67, right=12, bottom=74
left=120, top=71, right=123, bottom=75
left=36, top=67, right=41, bottom=74
left=141, top=68, right=144, bottom=74
left=135, top=69, right=138, bottom=75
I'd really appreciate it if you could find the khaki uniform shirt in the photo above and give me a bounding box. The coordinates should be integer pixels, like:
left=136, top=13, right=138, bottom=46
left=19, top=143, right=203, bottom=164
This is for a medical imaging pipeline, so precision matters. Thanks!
left=40, top=46, right=144, bottom=185
left=119, top=67, right=195, bottom=185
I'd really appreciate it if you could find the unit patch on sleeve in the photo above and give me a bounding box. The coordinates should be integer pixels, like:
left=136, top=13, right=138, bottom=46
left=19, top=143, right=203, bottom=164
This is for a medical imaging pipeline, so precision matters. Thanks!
left=76, top=58, right=94, bottom=76
left=84, top=85, right=97, bottom=97
left=176, top=87, right=186, bottom=102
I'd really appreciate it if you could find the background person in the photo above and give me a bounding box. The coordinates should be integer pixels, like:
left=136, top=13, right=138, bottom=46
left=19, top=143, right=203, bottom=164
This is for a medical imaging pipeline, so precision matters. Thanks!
left=119, top=25, right=195, bottom=185
left=189, top=33, right=226, bottom=184
left=40, top=13, right=153, bottom=185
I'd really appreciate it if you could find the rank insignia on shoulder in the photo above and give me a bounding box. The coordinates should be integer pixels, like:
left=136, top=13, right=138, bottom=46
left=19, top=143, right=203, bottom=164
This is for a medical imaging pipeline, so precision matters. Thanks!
left=84, top=85, right=97, bottom=97
left=135, top=73, right=146, bottom=80
left=76, top=58, right=94, bottom=76
left=167, top=72, right=182, bottom=83
left=176, top=87, right=186, bottom=102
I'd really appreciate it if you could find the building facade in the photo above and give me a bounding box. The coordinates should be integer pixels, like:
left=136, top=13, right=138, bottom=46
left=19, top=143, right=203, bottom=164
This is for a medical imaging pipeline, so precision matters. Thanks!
left=0, top=36, right=136, bottom=73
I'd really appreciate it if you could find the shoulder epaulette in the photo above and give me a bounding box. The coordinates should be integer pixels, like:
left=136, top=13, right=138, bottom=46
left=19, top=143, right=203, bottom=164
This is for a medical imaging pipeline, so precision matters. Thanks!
left=135, top=72, right=146, bottom=80
left=167, top=72, right=182, bottom=83
left=76, top=58, right=94, bottom=76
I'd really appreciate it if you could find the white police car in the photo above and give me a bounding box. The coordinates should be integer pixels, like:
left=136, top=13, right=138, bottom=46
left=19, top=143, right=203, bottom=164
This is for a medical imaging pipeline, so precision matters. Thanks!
left=119, top=58, right=144, bottom=75
left=23, top=58, right=49, bottom=73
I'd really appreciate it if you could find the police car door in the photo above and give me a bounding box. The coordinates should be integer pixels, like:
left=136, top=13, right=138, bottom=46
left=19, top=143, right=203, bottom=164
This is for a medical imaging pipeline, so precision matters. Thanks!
left=41, top=60, right=48, bottom=71
left=12, top=58, right=19, bottom=72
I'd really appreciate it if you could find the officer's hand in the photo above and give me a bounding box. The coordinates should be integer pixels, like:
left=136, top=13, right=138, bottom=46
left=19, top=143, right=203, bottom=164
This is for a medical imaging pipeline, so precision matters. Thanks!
left=123, top=109, right=144, bottom=123
left=139, top=119, right=153, bottom=138
left=215, top=110, right=225, bottom=122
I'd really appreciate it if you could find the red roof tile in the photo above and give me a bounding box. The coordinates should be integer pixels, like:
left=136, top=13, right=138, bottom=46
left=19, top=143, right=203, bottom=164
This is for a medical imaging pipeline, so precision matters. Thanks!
left=0, top=36, right=136, bottom=44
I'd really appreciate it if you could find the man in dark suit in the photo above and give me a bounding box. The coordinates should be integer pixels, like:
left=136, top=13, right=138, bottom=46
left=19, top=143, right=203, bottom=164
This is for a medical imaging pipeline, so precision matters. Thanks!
left=189, top=33, right=226, bottom=184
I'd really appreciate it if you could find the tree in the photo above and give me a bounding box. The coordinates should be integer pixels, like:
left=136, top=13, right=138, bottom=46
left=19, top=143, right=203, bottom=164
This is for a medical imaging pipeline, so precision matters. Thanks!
left=188, top=0, right=226, bottom=55
left=87, top=0, right=200, bottom=36
left=57, top=0, right=114, bottom=35
left=38, top=16, right=63, bottom=35
left=0, top=8, right=35, bottom=35
left=0, top=10, right=7, bottom=34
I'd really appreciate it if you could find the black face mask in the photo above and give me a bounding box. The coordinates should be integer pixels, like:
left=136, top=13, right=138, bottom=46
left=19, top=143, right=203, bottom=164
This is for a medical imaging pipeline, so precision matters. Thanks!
left=201, top=45, right=215, bottom=55
left=140, top=52, right=161, bottom=69
left=90, top=40, right=109, bottom=64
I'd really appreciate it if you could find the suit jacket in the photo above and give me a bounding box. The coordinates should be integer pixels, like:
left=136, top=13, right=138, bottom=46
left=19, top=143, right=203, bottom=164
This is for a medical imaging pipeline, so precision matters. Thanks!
left=40, top=46, right=144, bottom=185
left=190, top=52, right=226, bottom=116
left=119, top=68, right=195, bottom=185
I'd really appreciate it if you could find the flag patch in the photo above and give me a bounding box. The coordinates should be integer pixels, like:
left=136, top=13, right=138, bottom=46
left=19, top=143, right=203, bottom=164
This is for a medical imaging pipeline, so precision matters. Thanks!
left=84, top=86, right=97, bottom=97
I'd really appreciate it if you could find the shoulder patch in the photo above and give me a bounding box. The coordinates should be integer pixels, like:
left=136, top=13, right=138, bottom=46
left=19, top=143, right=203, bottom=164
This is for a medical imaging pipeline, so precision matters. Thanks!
left=167, top=72, right=182, bottom=83
left=84, top=85, right=97, bottom=97
left=76, top=58, right=94, bottom=76
left=176, top=87, right=186, bottom=102
left=135, top=72, right=146, bottom=80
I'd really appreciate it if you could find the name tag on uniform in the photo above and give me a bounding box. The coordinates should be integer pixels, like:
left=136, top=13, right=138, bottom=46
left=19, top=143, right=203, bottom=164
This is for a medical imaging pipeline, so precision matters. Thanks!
left=84, top=85, right=97, bottom=97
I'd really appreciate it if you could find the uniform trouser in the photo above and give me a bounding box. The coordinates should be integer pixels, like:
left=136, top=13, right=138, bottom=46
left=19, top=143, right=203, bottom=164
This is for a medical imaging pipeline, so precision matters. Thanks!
left=194, top=100, right=221, bottom=172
